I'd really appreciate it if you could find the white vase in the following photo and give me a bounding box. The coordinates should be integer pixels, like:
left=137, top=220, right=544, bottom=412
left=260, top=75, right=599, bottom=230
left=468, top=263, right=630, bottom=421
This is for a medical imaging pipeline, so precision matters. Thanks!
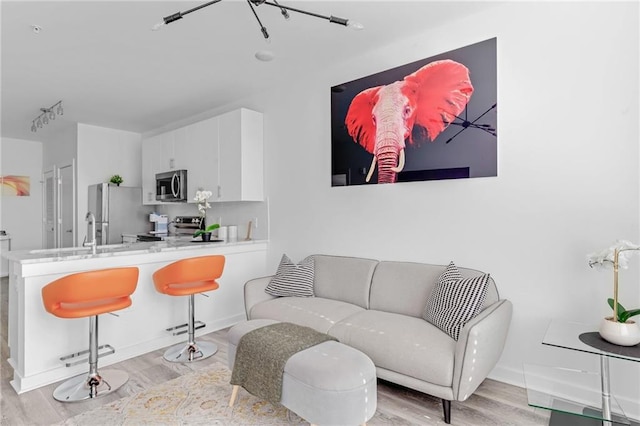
left=599, top=317, right=640, bottom=346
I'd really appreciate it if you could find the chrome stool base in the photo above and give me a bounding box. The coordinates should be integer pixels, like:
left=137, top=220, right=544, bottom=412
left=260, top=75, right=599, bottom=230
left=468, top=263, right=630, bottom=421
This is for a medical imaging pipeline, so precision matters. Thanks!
left=52, top=369, right=129, bottom=402
left=163, top=341, right=218, bottom=363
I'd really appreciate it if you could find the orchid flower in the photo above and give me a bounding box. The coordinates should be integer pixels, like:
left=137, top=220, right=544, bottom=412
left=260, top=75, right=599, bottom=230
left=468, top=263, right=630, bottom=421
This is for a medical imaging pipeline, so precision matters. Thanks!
left=587, top=240, right=640, bottom=322
left=194, top=190, right=213, bottom=217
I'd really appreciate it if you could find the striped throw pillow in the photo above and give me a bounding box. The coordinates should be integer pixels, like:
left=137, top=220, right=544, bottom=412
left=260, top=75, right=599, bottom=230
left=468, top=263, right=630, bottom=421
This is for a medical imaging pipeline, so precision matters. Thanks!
left=265, top=254, right=315, bottom=297
left=423, top=262, right=489, bottom=341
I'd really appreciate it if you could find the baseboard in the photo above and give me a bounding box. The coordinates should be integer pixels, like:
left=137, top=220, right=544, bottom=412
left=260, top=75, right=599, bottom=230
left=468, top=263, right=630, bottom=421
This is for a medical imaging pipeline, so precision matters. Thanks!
left=488, top=364, right=525, bottom=387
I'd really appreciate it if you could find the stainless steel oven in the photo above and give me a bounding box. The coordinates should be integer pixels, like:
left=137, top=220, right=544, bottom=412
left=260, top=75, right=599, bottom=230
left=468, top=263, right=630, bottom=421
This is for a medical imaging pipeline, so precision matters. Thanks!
left=156, top=170, right=187, bottom=202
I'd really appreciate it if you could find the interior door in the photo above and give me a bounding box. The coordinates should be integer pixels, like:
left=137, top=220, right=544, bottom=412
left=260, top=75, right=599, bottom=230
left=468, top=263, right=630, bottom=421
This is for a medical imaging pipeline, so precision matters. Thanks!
left=42, top=169, right=56, bottom=249
left=42, top=161, right=77, bottom=249
left=58, top=161, right=76, bottom=247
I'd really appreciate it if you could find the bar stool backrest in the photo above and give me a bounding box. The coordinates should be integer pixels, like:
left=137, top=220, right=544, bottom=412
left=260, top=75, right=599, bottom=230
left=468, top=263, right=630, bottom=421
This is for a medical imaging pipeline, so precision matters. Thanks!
left=42, top=267, right=139, bottom=319
left=153, top=255, right=225, bottom=295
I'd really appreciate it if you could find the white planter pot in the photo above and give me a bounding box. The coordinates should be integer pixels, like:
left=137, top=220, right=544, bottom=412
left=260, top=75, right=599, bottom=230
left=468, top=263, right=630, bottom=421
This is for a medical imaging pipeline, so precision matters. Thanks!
left=599, top=317, right=640, bottom=346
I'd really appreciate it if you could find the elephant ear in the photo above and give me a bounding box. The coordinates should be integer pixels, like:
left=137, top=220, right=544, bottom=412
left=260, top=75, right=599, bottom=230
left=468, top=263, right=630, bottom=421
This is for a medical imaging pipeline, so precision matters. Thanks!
left=403, top=59, right=474, bottom=142
left=345, top=86, right=382, bottom=153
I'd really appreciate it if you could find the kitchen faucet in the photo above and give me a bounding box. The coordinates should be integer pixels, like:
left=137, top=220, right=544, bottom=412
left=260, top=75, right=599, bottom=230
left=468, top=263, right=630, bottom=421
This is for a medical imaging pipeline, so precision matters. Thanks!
left=83, top=211, right=97, bottom=255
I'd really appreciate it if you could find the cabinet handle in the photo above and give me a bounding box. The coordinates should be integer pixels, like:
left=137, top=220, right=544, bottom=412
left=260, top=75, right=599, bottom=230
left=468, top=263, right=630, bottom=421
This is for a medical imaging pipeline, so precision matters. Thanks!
left=217, top=185, right=221, bottom=199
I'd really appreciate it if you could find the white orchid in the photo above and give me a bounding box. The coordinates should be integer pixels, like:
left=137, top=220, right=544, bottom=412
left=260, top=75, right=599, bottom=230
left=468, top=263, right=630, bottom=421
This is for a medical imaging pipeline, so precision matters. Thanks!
left=194, top=190, right=213, bottom=216
left=587, top=240, right=640, bottom=270
left=587, top=240, right=640, bottom=323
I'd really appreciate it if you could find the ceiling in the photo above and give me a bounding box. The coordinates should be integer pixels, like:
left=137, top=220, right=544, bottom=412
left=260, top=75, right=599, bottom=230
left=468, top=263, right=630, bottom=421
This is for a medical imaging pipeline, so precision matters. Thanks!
left=1, top=1, right=496, bottom=142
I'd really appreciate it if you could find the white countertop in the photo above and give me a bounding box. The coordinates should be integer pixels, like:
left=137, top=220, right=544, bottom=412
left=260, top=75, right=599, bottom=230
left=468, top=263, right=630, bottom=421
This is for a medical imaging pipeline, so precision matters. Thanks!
left=5, top=238, right=267, bottom=264
left=0, top=234, right=11, bottom=241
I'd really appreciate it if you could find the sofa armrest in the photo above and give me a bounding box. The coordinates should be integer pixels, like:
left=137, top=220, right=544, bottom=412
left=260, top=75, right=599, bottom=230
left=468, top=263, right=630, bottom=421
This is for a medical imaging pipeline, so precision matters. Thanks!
left=244, top=275, right=276, bottom=319
left=452, top=299, right=513, bottom=401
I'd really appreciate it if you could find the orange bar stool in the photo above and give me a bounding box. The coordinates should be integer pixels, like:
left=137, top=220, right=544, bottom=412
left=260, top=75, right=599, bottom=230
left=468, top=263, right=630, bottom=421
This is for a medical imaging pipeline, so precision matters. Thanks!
left=153, top=255, right=225, bottom=362
left=41, top=267, right=139, bottom=402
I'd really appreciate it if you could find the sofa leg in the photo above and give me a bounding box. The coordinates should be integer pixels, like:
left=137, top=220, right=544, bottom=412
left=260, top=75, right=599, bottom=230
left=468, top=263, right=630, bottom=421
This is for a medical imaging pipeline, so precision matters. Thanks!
left=442, top=399, right=451, bottom=424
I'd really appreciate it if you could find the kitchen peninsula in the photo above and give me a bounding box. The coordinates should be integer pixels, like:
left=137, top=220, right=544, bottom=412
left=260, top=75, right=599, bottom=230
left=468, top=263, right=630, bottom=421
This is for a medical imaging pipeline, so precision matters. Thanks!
left=4, top=238, right=268, bottom=394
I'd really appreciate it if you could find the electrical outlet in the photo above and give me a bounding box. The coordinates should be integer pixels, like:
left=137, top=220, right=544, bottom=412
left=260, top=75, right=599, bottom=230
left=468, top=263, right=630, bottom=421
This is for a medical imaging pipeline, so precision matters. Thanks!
left=253, top=217, right=258, bottom=228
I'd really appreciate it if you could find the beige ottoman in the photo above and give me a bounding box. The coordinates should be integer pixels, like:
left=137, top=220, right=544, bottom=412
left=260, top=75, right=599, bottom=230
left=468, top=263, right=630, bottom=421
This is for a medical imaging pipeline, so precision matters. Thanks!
left=228, top=319, right=377, bottom=426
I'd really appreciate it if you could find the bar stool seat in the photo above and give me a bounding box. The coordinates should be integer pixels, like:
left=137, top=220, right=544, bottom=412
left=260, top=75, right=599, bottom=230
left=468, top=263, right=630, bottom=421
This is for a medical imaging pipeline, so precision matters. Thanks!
left=153, top=255, right=225, bottom=362
left=42, top=267, right=139, bottom=402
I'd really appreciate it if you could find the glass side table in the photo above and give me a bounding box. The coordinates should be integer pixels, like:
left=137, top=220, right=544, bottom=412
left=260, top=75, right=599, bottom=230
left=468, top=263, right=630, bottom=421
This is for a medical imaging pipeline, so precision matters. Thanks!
left=525, top=320, right=640, bottom=426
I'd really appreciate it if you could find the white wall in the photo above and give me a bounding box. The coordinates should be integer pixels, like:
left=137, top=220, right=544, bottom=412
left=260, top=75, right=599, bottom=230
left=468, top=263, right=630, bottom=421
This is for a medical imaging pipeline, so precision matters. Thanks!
left=0, top=138, right=44, bottom=250
left=241, top=1, right=639, bottom=416
left=76, top=124, right=142, bottom=243
left=42, top=123, right=77, bottom=172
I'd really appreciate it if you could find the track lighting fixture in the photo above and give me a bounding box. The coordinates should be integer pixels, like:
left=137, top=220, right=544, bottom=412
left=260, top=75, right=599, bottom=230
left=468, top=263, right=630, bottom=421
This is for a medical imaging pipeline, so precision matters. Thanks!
left=30, top=100, right=63, bottom=132
left=152, top=0, right=363, bottom=41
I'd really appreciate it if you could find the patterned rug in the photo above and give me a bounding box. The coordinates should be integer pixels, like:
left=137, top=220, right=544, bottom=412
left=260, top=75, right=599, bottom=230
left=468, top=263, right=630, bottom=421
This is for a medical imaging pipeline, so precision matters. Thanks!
left=58, top=362, right=403, bottom=425
left=58, top=362, right=306, bottom=425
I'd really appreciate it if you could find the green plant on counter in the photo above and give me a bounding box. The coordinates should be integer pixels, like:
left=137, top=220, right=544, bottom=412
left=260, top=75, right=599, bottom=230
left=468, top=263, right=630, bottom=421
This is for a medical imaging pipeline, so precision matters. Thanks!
left=109, top=174, right=123, bottom=185
left=193, top=223, right=220, bottom=238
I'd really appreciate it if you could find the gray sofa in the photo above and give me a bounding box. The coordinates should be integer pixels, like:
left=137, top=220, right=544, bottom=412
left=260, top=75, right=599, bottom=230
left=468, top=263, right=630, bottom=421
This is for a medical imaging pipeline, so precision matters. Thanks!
left=243, top=254, right=513, bottom=424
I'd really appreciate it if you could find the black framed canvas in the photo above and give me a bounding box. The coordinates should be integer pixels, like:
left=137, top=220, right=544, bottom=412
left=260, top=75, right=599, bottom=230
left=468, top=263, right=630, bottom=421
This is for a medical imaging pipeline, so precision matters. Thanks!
left=331, top=38, right=497, bottom=186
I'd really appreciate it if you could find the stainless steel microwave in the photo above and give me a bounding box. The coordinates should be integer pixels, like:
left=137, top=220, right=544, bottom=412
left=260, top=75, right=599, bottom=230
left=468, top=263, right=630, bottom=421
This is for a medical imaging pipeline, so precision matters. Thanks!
left=156, top=170, right=188, bottom=202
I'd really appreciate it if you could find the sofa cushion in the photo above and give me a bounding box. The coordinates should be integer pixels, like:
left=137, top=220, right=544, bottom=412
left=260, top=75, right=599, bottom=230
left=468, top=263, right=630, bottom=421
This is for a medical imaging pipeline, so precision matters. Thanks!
left=312, top=255, right=378, bottom=309
left=265, top=254, right=315, bottom=297
left=329, top=310, right=456, bottom=387
left=423, top=262, right=490, bottom=341
left=369, top=261, right=443, bottom=318
left=249, top=297, right=364, bottom=334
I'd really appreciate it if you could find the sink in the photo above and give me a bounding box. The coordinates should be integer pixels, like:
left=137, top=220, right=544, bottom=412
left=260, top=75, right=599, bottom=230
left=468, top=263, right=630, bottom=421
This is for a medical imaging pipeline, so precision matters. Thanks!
left=29, top=243, right=131, bottom=255
left=96, top=243, right=130, bottom=251
left=29, top=247, right=91, bottom=254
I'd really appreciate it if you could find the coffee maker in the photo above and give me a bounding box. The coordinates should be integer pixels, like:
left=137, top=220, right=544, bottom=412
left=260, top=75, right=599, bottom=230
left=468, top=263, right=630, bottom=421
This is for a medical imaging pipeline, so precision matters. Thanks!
left=149, top=213, right=168, bottom=235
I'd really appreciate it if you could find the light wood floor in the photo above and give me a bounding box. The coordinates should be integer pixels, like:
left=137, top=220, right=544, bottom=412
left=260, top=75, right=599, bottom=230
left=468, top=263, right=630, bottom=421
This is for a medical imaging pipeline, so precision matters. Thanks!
left=0, top=277, right=548, bottom=425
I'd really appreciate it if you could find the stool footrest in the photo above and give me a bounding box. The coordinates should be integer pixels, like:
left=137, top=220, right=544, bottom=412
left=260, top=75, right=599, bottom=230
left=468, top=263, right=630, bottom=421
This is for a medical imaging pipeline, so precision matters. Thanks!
left=166, top=321, right=206, bottom=336
left=60, top=344, right=115, bottom=367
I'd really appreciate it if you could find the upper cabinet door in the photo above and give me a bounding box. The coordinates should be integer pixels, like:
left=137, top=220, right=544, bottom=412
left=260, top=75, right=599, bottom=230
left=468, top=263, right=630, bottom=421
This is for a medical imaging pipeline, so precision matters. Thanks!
left=186, top=116, right=219, bottom=201
left=141, top=133, right=164, bottom=204
left=218, top=108, right=264, bottom=202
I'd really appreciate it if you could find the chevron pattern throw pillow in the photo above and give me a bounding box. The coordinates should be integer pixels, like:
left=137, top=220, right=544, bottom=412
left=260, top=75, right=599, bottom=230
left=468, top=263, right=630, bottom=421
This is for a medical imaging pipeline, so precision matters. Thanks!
left=423, top=261, right=489, bottom=341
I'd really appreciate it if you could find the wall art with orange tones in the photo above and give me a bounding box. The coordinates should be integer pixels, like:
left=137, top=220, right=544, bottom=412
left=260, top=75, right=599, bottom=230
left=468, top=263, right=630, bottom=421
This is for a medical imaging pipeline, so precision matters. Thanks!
left=1, top=175, right=30, bottom=196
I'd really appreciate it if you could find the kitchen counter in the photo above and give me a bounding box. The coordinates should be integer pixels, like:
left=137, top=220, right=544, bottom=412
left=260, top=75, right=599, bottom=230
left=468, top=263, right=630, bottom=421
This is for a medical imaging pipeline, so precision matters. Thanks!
left=5, top=238, right=267, bottom=264
left=6, top=239, right=268, bottom=394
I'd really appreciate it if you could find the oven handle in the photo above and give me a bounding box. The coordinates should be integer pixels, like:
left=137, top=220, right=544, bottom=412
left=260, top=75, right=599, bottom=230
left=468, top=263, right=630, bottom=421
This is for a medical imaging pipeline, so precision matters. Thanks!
left=171, top=173, right=180, bottom=198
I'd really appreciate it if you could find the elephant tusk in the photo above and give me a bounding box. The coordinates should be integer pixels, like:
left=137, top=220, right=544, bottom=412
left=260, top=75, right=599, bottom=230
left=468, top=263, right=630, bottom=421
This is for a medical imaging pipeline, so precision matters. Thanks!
left=365, top=156, right=377, bottom=182
left=390, top=149, right=405, bottom=173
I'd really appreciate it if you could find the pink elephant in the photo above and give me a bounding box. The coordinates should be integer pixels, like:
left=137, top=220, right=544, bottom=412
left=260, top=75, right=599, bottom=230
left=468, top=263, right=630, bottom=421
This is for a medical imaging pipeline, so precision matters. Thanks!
left=345, top=59, right=474, bottom=184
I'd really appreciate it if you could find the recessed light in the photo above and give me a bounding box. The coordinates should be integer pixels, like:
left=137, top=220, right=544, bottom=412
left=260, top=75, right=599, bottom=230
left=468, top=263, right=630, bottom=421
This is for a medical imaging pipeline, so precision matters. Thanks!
left=255, top=50, right=275, bottom=62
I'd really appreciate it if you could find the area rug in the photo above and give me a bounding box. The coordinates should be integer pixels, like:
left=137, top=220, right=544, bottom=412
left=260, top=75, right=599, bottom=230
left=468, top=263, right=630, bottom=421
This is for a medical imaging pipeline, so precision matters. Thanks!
left=58, top=362, right=403, bottom=425
left=58, top=362, right=306, bottom=425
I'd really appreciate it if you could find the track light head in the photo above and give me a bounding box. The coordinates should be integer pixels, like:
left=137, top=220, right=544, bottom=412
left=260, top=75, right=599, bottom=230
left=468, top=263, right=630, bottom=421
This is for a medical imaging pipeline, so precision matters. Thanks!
left=30, top=100, right=63, bottom=132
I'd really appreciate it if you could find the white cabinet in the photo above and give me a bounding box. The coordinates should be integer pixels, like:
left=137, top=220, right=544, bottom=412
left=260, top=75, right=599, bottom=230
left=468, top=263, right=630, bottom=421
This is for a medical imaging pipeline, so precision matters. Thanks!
left=216, top=108, right=264, bottom=202
left=184, top=116, right=219, bottom=200
left=141, top=108, right=263, bottom=205
left=141, top=134, right=160, bottom=204
left=141, top=129, right=189, bottom=204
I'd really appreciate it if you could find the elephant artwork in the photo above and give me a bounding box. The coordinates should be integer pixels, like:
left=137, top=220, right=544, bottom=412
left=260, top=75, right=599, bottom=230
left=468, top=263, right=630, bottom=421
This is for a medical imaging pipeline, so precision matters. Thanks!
left=345, top=60, right=474, bottom=184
